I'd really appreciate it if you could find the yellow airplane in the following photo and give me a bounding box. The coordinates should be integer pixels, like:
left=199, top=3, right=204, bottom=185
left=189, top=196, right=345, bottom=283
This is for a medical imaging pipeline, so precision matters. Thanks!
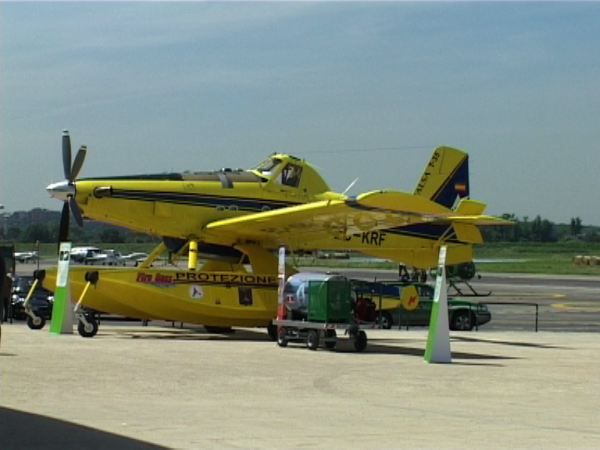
left=41, top=130, right=509, bottom=337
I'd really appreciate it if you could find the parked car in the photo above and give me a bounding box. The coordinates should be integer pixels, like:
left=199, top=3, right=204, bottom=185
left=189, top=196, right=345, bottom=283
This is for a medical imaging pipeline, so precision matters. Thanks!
left=10, top=275, right=54, bottom=321
left=352, top=280, right=491, bottom=331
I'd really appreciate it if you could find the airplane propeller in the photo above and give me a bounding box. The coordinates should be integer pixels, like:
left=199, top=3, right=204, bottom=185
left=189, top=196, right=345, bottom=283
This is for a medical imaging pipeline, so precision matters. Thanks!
left=49, top=130, right=87, bottom=244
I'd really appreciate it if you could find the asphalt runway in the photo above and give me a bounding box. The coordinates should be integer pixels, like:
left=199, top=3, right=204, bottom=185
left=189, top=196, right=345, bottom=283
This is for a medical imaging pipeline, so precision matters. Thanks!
left=307, top=267, right=600, bottom=333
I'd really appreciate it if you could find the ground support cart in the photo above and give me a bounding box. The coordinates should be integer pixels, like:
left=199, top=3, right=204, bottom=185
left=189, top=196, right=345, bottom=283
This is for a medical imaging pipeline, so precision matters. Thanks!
left=273, top=319, right=371, bottom=352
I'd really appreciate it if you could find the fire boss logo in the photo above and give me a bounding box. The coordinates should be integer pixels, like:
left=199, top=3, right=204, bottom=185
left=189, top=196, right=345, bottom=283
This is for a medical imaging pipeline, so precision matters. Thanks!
left=136, top=272, right=174, bottom=285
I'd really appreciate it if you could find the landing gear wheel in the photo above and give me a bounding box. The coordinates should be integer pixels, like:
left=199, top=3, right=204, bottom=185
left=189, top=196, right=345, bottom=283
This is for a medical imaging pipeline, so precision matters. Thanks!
left=306, top=329, right=320, bottom=351
left=78, top=317, right=98, bottom=338
left=353, top=330, right=367, bottom=352
left=277, top=327, right=288, bottom=347
left=324, top=329, right=337, bottom=350
left=267, top=322, right=277, bottom=341
left=26, top=315, right=46, bottom=330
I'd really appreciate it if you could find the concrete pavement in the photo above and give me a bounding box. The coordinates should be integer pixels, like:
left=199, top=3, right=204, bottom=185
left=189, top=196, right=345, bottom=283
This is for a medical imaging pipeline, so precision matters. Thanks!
left=1, top=324, right=599, bottom=448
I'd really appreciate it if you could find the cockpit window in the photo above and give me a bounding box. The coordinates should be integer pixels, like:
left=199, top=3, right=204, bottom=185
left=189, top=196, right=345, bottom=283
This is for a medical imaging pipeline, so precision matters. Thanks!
left=278, top=163, right=303, bottom=188
left=253, top=158, right=282, bottom=175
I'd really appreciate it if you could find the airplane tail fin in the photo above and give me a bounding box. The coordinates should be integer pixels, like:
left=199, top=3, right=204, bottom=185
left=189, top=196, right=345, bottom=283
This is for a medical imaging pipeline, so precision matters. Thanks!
left=414, top=147, right=469, bottom=209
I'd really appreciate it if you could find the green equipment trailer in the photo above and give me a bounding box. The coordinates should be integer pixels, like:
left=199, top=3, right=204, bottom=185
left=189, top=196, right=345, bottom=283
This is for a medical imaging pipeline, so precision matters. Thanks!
left=274, top=273, right=372, bottom=352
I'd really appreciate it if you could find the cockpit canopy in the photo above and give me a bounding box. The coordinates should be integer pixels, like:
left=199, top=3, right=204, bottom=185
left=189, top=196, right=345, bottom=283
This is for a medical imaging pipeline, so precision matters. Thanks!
left=251, top=154, right=330, bottom=194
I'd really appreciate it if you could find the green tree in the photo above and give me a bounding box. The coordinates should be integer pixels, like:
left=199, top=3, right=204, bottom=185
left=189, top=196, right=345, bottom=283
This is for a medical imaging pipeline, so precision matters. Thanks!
left=570, top=217, right=583, bottom=236
left=99, top=228, right=125, bottom=244
left=6, top=226, right=22, bottom=241
left=23, top=223, right=53, bottom=243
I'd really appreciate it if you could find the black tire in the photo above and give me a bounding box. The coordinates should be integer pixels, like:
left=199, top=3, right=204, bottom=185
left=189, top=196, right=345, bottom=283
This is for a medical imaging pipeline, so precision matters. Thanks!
left=204, top=326, right=234, bottom=334
left=324, top=329, right=337, bottom=350
left=277, top=327, right=288, bottom=347
left=267, top=322, right=277, bottom=341
left=78, top=318, right=98, bottom=338
left=353, top=330, right=367, bottom=352
left=376, top=311, right=393, bottom=330
left=451, top=311, right=474, bottom=331
left=26, top=315, right=46, bottom=330
left=457, top=262, right=477, bottom=281
left=306, top=329, right=320, bottom=351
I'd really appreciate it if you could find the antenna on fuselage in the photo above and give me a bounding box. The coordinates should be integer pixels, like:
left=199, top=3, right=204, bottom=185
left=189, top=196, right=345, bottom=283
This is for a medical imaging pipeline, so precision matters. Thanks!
left=342, top=177, right=359, bottom=196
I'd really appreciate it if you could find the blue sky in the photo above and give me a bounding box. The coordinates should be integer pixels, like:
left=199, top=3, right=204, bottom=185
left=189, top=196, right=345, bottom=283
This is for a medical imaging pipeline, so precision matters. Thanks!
left=1, top=2, right=599, bottom=225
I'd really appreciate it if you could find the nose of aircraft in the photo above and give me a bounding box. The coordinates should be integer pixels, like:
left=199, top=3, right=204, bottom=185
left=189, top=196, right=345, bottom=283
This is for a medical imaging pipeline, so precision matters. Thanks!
left=46, top=180, right=75, bottom=201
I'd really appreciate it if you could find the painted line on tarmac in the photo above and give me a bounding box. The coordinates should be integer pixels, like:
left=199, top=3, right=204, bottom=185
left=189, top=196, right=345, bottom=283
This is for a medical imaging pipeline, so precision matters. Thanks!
left=552, top=302, right=600, bottom=311
left=487, top=292, right=566, bottom=298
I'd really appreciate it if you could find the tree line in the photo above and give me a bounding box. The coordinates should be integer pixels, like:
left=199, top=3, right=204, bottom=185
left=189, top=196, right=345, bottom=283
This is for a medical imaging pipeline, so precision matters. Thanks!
left=2, top=214, right=599, bottom=244
left=1, top=220, right=154, bottom=244
left=481, top=214, right=599, bottom=243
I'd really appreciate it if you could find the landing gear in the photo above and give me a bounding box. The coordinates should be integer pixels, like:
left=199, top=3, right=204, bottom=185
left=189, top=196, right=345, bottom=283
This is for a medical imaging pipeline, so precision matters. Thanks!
left=74, top=271, right=100, bottom=338
left=78, top=315, right=99, bottom=338
left=26, top=315, right=46, bottom=330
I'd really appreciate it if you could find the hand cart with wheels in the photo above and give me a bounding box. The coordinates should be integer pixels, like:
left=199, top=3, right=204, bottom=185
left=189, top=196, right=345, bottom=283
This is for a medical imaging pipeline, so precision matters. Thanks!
left=274, top=272, right=375, bottom=352
left=273, top=319, right=370, bottom=352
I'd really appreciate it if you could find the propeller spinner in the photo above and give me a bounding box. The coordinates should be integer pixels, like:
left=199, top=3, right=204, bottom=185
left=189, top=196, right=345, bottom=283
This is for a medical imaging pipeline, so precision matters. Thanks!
left=46, top=130, right=87, bottom=243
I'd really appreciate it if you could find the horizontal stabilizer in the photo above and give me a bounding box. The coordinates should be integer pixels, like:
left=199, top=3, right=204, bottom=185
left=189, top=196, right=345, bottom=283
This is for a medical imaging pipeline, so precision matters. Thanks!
left=444, top=215, right=514, bottom=225
left=452, top=223, right=483, bottom=244
left=454, top=199, right=486, bottom=216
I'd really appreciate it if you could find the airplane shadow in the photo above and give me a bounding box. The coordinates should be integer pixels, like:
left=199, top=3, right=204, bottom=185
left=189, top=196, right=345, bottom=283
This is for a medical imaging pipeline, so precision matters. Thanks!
left=102, top=327, right=272, bottom=342
left=0, top=407, right=165, bottom=450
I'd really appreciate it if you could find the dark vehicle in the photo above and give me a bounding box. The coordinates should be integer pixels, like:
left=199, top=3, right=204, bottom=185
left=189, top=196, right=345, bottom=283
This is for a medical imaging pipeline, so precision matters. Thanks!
left=353, top=281, right=491, bottom=331
left=10, top=275, right=54, bottom=321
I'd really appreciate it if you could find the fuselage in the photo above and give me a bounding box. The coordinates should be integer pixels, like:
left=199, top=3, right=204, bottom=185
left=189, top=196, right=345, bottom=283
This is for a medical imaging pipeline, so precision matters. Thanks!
left=48, top=153, right=474, bottom=268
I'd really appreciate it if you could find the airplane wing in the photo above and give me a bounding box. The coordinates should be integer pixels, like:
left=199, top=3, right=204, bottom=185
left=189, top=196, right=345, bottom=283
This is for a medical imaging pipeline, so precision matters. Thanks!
left=204, top=190, right=510, bottom=247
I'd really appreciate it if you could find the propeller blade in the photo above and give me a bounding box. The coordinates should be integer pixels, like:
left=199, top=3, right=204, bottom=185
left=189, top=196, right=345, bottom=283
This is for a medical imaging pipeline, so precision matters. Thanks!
left=58, top=202, right=70, bottom=243
left=71, top=145, right=87, bottom=180
left=62, top=130, right=72, bottom=181
left=69, top=196, right=84, bottom=227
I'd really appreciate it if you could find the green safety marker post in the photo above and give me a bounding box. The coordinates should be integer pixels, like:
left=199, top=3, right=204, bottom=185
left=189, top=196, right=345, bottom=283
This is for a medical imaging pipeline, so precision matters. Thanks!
left=50, top=242, right=74, bottom=334
left=424, top=246, right=451, bottom=363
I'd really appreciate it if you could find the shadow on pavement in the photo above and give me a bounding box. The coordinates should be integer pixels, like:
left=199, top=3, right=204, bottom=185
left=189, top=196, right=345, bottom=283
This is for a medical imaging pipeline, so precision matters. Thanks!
left=0, top=407, right=166, bottom=450
left=104, top=327, right=272, bottom=342
left=452, top=335, right=569, bottom=349
left=362, top=342, right=517, bottom=361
